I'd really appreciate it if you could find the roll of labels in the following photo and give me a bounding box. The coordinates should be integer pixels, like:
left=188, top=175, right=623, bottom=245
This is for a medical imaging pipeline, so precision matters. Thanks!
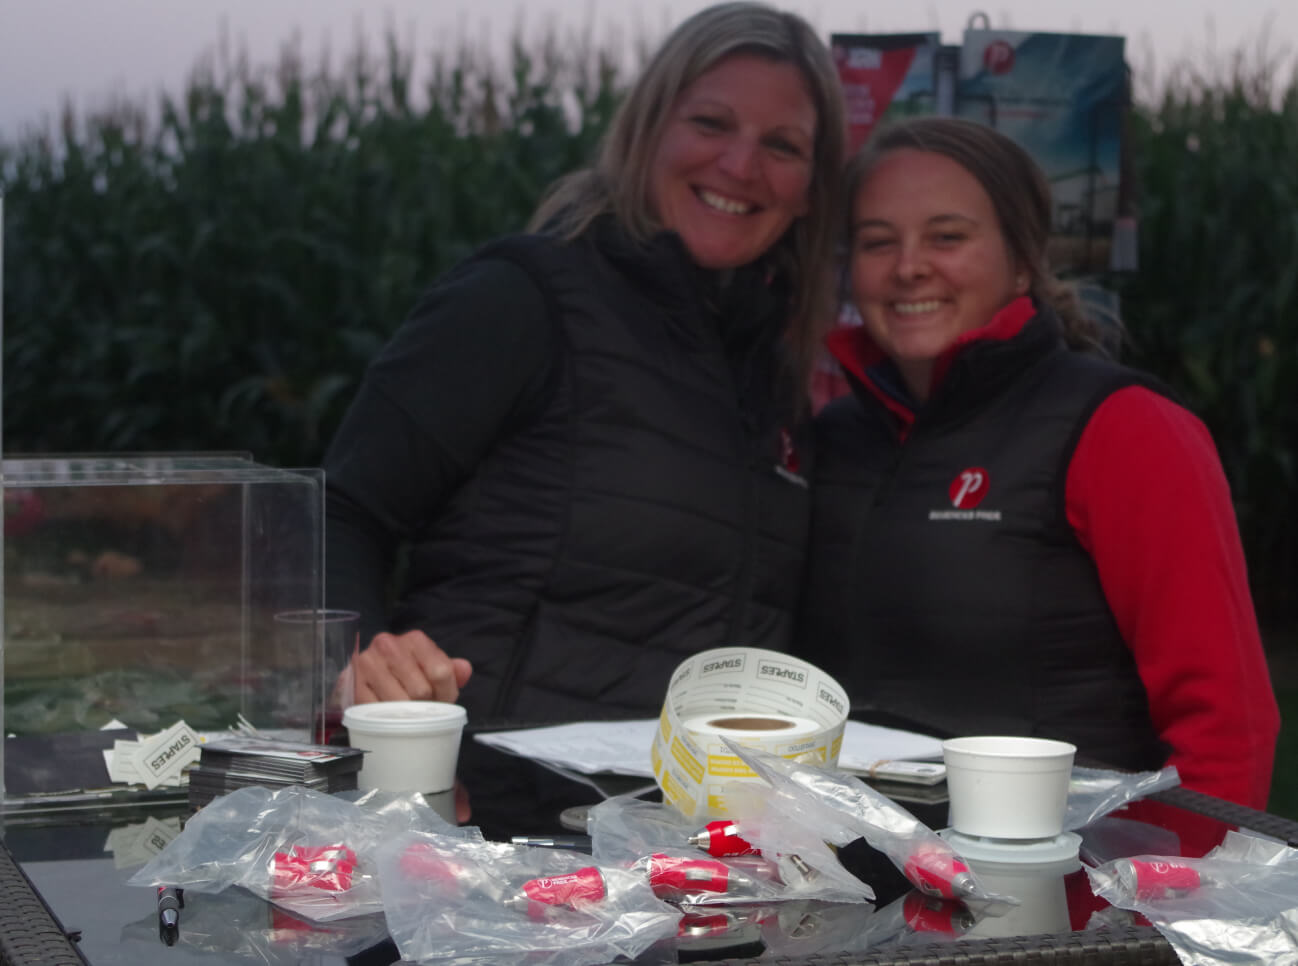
left=651, top=647, right=849, bottom=820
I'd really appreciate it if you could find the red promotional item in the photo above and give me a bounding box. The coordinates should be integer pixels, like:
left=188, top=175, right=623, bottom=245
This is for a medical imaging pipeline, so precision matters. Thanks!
left=507, top=866, right=609, bottom=918
left=902, top=847, right=976, bottom=900
left=1116, top=858, right=1205, bottom=899
left=688, top=820, right=759, bottom=857
left=270, top=844, right=358, bottom=895
left=646, top=853, right=734, bottom=898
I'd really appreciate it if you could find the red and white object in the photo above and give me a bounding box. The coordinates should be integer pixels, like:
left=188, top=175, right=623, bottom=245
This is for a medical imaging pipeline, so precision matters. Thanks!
left=1115, top=858, right=1205, bottom=899
left=688, top=820, right=759, bottom=857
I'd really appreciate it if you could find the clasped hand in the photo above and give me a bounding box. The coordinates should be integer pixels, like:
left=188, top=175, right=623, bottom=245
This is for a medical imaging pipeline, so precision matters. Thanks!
left=348, top=628, right=473, bottom=704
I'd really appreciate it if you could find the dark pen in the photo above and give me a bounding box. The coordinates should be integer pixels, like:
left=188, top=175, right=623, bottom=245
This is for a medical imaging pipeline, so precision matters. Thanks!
left=157, top=886, right=184, bottom=945
left=510, top=835, right=593, bottom=853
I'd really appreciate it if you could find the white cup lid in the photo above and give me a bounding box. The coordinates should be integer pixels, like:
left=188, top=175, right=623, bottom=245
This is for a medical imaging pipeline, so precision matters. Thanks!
left=343, top=700, right=467, bottom=735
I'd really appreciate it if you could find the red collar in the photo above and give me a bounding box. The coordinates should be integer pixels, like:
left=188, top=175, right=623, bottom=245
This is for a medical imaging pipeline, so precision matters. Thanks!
left=825, top=296, right=1038, bottom=427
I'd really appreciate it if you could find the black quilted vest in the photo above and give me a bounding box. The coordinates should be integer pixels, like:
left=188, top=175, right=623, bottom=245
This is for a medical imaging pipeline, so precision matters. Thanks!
left=798, top=314, right=1169, bottom=771
left=393, top=227, right=810, bottom=723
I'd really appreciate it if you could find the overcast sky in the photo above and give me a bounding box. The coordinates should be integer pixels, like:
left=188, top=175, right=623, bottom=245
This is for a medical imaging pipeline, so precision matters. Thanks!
left=1, top=0, right=1293, bottom=141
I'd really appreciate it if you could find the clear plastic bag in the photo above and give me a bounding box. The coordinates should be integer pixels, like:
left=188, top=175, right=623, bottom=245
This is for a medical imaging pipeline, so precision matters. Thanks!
left=373, top=830, right=681, bottom=965
left=725, top=740, right=1016, bottom=915
left=864, top=888, right=978, bottom=947
left=1087, top=830, right=1298, bottom=964
left=127, top=785, right=473, bottom=921
left=755, top=899, right=883, bottom=958
left=588, top=792, right=873, bottom=905
left=1063, top=765, right=1180, bottom=831
left=118, top=888, right=390, bottom=964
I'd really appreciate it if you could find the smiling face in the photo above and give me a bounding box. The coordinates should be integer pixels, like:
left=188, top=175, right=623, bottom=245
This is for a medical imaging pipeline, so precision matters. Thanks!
left=647, top=53, right=817, bottom=270
left=849, top=147, right=1028, bottom=400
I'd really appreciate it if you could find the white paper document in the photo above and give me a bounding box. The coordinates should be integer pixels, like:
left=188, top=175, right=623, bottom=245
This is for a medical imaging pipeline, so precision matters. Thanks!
left=476, top=719, right=943, bottom=777
left=835, top=722, right=946, bottom=774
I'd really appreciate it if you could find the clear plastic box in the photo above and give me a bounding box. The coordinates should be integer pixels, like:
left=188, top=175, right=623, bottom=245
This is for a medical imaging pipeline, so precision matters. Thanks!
left=2, top=453, right=328, bottom=798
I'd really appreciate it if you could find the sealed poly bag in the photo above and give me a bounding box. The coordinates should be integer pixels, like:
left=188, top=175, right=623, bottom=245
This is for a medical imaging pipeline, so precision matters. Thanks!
left=589, top=792, right=873, bottom=905
left=1087, top=831, right=1298, bottom=964
left=118, top=888, right=390, bottom=964
left=128, top=785, right=472, bottom=921
left=1064, top=765, right=1180, bottom=831
left=725, top=741, right=1014, bottom=914
left=374, top=830, right=680, bottom=965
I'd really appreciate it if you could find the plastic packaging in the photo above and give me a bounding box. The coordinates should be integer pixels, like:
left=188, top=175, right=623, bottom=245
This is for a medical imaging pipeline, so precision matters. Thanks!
left=118, top=889, right=390, bottom=964
left=1063, top=765, right=1180, bottom=830
left=1087, top=830, right=1298, bottom=964
left=373, top=831, right=680, bottom=965
left=127, top=785, right=471, bottom=921
left=723, top=740, right=1015, bottom=915
left=588, top=792, right=874, bottom=905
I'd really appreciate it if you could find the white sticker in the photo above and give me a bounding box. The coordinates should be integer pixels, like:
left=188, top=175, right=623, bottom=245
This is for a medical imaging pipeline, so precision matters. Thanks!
left=107, top=740, right=144, bottom=784
left=131, top=721, right=201, bottom=789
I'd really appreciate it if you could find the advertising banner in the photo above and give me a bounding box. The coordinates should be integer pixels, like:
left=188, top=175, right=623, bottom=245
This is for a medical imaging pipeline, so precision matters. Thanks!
left=831, top=33, right=942, bottom=153
left=956, top=30, right=1128, bottom=274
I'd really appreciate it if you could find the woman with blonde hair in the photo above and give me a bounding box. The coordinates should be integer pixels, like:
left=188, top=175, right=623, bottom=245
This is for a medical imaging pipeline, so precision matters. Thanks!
left=325, top=2, right=846, bottom=833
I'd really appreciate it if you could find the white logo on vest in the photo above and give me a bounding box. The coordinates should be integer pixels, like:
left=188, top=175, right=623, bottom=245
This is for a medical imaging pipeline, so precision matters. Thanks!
left=929, top=466, right=1002, bottom=521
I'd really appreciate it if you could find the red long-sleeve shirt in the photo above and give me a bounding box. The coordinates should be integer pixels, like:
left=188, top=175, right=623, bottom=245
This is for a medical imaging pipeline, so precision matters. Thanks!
left=823, top=299, right=1280, bottom=809
left=1066, top=387, right=1280, bottom=809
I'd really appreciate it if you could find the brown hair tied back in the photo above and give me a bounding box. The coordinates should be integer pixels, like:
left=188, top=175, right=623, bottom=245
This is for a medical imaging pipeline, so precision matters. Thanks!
left=844, top=116, right=1116, bottom=355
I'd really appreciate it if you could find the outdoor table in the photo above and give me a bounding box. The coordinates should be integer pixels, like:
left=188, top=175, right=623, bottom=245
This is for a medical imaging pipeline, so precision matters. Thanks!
left=3, top=742, right=1296, bottom=966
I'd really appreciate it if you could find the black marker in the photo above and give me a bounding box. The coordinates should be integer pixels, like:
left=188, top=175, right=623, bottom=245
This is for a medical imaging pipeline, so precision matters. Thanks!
left=156, top=886, right=183, bottom=945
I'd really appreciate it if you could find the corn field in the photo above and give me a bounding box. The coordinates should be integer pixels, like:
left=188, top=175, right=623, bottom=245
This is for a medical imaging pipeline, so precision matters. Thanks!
left=1117, top=52, right=1298, bottom=621
left=1, top=33, right=1295, bottom=621
left=0, top=33, right=620, bottom=464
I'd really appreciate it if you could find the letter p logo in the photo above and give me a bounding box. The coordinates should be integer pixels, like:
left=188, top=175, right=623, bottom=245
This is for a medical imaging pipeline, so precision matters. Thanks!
left=949, top=467, right=989, bottom=509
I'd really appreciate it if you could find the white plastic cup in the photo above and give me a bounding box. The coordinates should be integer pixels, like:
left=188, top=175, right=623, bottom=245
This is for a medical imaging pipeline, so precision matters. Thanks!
left=342, top=701, right=467, bottom=794
left=941, top=736, right=1076, bottom=840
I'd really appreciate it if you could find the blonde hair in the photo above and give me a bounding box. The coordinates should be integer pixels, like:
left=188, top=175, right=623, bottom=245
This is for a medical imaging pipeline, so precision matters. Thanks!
left=530, top=1, right=847, bottom=392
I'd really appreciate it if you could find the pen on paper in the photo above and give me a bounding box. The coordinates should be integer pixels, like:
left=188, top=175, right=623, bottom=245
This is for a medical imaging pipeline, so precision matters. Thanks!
left=156, top=886, right=183, bottom=945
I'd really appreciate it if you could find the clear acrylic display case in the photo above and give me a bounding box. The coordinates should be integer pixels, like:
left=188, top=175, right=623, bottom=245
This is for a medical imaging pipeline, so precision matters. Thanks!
left=2, top=453, right=327, bottom=799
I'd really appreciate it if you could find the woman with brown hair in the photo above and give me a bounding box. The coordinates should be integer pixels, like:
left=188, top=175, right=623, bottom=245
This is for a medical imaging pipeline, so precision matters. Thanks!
left=800, top=117, right=1279, bottom=809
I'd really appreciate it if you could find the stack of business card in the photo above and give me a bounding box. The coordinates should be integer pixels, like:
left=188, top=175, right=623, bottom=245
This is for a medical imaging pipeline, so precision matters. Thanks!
left=187, top=736, right=364, bottom=808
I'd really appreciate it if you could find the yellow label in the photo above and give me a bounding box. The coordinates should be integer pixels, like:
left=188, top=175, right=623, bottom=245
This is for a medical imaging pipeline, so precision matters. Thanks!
left=661, top=772, right=694, bottom=815
left=706, top=753, right=757, bottom=778
left=705, top=790, right=731, bottom=814
left=671, top=735, right=705, bottom=783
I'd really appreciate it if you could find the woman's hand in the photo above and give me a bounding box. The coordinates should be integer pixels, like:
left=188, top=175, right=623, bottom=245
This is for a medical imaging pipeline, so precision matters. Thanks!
left=350, top=629, right=473, bottom=703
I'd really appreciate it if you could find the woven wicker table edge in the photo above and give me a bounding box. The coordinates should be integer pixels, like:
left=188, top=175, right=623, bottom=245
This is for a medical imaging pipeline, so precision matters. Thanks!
left=0, top=837, right=87, bottom=966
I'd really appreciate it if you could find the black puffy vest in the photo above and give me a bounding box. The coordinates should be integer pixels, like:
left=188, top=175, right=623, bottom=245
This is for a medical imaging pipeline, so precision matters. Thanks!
left=799, top=316, right=1169, bottom=771
left=393, top=228, right=809, bottom=723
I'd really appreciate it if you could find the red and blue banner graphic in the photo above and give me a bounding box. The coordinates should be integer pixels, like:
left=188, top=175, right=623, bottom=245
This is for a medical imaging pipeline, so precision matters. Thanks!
left=831, top=33, right=941, bottom=153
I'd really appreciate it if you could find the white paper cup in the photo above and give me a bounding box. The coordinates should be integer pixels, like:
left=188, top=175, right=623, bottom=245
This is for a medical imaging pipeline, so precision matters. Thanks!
left=343, top=701, right=467, bottom=794
left=941, top=736, right=1076, bottom=840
